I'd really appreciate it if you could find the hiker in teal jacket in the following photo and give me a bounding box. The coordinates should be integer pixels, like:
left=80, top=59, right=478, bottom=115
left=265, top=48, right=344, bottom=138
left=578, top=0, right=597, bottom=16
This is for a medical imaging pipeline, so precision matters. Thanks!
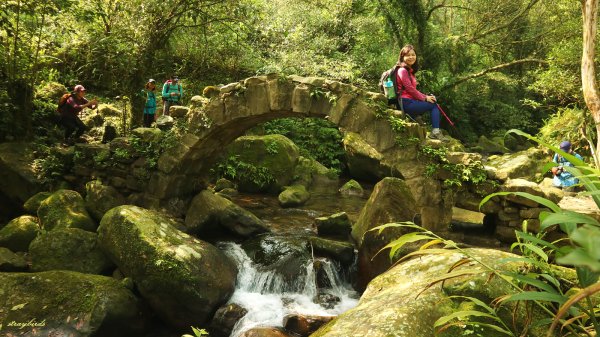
left=143, top=79, right=157, bottom=127
left=162, top=75, right=182, bottom=116
left=552, top=140, right=583, bottom=189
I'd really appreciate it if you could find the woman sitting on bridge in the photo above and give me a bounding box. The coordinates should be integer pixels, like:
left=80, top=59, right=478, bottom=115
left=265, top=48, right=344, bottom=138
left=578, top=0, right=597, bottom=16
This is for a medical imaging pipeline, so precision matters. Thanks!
left=396, top=44, right=446, bottom=141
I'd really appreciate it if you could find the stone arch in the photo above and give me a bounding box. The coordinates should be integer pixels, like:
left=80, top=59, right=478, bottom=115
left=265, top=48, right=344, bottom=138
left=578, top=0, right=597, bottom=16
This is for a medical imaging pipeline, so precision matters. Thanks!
left=145, top=74, right=433, bottom=221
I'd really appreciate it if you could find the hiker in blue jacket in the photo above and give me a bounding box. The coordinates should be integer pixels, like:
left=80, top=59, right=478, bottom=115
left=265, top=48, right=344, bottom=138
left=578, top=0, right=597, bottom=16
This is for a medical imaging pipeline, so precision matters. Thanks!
left=551, top=140, right=583, bottom=189
left=143, top=79, right=157, bottom=127
left=162, top=75, right=182, bottom=116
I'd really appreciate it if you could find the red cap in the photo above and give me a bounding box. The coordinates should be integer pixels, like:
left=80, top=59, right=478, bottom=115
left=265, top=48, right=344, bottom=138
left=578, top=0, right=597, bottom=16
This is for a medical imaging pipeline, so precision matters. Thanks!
left=74, top=85, right=86, bottom=92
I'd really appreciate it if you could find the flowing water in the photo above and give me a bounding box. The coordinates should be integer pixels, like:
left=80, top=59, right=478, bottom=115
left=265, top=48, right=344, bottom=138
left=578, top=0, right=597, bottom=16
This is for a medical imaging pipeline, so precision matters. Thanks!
left=219, top=179, right=371, bottom=336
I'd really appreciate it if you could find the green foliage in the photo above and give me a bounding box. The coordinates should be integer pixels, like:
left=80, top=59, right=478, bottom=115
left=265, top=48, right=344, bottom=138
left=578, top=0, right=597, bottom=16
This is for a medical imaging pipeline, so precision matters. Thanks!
left=262, top=118, right=345, bottom=174
left=419, top=145, right=488, bottom=188
left=31, top=145, right=71, bottom=186
left=374, top=130, right=600, bottom=337
left=537, top=107, right=594, bottom=158
left=215, top=155, right=275, bottom=190
left=182, top=326, right=209, bottom=337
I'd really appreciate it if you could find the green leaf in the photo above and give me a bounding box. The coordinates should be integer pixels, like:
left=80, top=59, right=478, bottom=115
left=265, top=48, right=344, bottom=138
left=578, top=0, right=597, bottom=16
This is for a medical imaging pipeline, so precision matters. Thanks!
left=570, top=225, right=600, bottom=259
left=541, top=211, right=600, bottom=229
left=556, top=248, right=600, bottom=272
left=511, top=242, right=549, bottom=262
left=434, top=310, right=501, bottom=327
left=514, top=231, right=558, bottom=250
left=480, top=191, right=560, bottom=213
left=502, top=272, right=558, bottom=294
left=501, top=291, right=567, bottom=304
left=368, top=222, right=420, bottom=235
left=576, top=266, right=600, bottom=287
left=379, top=233, right=435, bottom=260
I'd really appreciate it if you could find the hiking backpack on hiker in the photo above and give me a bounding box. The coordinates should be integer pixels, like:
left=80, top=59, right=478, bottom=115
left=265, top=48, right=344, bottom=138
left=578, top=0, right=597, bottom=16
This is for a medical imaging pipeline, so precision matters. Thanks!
left=57, top=93, right=72, bottom=114
left=379, top=66, right=403, bottom=109
left=162, top=80, right=181, bottom=102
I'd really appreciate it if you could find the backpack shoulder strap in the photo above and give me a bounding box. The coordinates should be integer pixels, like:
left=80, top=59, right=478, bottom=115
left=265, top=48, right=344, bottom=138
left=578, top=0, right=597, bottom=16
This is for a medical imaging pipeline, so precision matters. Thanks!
left=390, top=66, right=402, bottom=96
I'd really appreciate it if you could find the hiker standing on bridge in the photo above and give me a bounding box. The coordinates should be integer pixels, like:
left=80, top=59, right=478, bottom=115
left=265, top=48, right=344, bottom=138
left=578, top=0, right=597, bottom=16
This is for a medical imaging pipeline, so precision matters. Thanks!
left=396, top=44, right=445, bottom=141
left=162, top=75, right=182, bottom=116
left=143, top=79, right=157, bottom=127
left=551, top=140, right=583, bottom=190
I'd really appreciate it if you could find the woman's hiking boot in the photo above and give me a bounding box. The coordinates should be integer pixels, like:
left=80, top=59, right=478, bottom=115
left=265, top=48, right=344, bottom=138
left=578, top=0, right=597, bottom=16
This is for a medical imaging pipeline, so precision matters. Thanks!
left=427, top=130, right=448, bottom=141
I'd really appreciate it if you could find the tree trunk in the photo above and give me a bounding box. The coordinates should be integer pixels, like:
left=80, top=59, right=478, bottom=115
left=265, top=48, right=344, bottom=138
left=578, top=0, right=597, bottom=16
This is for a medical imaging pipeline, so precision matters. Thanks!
left=581, top=0, right=600, bottom=164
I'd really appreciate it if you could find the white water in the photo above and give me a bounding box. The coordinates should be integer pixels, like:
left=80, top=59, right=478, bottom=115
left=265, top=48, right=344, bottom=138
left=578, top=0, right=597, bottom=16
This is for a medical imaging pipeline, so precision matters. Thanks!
left=219, top=242, right=359, bottom=337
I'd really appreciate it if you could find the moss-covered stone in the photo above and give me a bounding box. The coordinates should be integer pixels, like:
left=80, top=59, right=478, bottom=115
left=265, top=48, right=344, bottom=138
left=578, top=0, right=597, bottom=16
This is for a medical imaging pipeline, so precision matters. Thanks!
left=23, top=191, right=52, bottom=215
left=98, top=205, right=237, bottom=329
left=308, top=236, right=354, bottom=265
left=0, top=270, right=145, bottom=336
left=185, top=189, right=268, bottom=237
left=314, top=212, right=352, bottom=238
left=0, top=247, right=28, bottom=271
left=84, top=180, right=127, bottom=222
left=311, top=249, right=550, bottom=337
left=338, top=179, right=363, bottom=197
left=278, top=184, right=311, bottom=207
left=29, top=228, right=114, bottom=274
left=37, top=189, right=96, bottom=232
left=0, top=215, right=40, bottom=252
left=351, top=177, right=418, bottom=291
left=225, top=134, right=300, bottom=193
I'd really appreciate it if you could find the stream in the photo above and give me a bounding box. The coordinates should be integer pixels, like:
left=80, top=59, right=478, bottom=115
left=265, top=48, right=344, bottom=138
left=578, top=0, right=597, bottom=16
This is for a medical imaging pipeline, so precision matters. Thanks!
left=220, top=179, right=371, bottom=336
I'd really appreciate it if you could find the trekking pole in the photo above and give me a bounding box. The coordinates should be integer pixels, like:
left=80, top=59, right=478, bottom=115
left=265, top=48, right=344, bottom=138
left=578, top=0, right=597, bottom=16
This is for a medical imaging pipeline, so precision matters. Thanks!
left=436, top=103, right=455, bottom=128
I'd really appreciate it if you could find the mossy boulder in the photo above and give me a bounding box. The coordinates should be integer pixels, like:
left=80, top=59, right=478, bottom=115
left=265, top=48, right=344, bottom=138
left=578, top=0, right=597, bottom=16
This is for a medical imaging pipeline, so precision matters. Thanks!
left=338, top=179, right=363, bottom=197
left=278, top=184, right=311, bottom=207
left=29, top=228, right=114, bottom=274
left=0, top=270, right=145, bottom=337
left=98, top=205, right=237, bottom=329
left=0, top=215, right=40, bottom=252
left=131, top=127, right=163, bottom=142
left=314, top=212, right=352, bottom=239
left=0, top=247, right=28, bottom=271
left=342, top=132, right=386, bottom=182
left=477, top=135, right=510, bottom=154
left=84, top=180, right=127, bottom=222
left=23, top=191, right=52, bottom=214
left=311, top=249, right=548, bottom=337
left=308, top=236, right=355, bottom=265
left=351, top=177, right=418, bottom=291
left=37, top=189, right=96, bottom=232
left=185, top=190, right=269, bottom=238
left=292, top=156, right=337, bottom=187
left=224, top=135, right=300, bottom=193
left=485, top=148, right=546, bottom=182
left=215, top=178, right=236, bottom=192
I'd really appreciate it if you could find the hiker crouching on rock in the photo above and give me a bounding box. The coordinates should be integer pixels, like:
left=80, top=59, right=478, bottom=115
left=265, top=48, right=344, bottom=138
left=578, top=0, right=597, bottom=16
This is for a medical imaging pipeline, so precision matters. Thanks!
left=551, top=140, right=583, bottom=190
left=396, top=44, right=446, bottom=141
left=59, top=85, right=98, bottom=145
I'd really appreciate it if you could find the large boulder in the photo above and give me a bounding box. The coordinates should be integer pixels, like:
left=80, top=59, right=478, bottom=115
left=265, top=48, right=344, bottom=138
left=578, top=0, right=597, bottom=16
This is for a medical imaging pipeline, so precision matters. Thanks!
left=37, top=189, right=96, bottom=232
left=185, top=190, right=269, bottom=238
left=84, top=180, right=127, bottom=221
left=278, top=184, right=311, bottom=207
left=0, top=247, right=28, bottom=271
left=98, top=205, right=237, bottom=329
left=0, top=215, right=40, bottom=252
left=314, top=212, right=352, bottom=239
left=29, top=228, right=114, bottom=274
left=311, top=249, right=549, bottom=337
left=23, top=191, right=52, bottom=214
left=0, top=142, right=45, bottom=219
left=351, top=177, right=419, bottom=291
left=224, top=135, right=300, bottom=193
left=485, top=147, right=547, bottom=182
left=0, top=270, right=145, bottom=336
left=342, top=132, right=386, bottom=182
left=292, top=156, right=337, bottom=187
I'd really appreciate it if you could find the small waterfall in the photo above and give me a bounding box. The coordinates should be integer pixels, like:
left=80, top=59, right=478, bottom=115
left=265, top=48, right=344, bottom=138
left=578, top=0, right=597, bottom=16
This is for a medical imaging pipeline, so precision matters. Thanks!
left=219, top=242, right=359, bottom=337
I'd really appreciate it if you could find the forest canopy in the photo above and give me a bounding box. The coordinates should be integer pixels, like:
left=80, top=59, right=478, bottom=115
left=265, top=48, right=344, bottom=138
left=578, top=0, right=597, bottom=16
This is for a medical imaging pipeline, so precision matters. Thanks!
left=0, top=0, right=597, bottom=144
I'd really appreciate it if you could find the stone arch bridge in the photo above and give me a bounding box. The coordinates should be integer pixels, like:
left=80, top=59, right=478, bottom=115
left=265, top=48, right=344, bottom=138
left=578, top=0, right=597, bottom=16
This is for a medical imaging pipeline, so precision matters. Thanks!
left=145, top=74, right=450, bottom=230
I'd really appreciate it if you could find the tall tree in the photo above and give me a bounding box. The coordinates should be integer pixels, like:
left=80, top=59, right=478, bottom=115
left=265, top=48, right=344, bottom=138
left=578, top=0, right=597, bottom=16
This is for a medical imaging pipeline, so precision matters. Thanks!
left=581, top=0, right=600, bottom=165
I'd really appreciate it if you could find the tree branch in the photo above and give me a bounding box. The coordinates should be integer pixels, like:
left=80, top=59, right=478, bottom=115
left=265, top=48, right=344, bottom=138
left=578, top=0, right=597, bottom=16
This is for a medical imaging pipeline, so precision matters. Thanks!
left=465, top=0, right=540, bottom=43
left=441, top=58, right=548, bottom=89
